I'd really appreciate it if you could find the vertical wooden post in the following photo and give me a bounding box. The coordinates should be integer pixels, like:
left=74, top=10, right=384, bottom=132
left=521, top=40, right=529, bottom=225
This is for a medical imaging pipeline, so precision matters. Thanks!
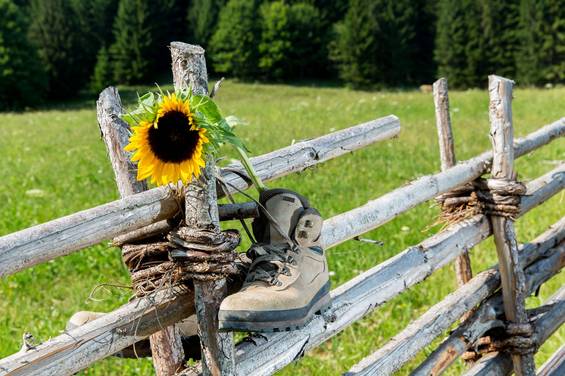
left=432, top=78, right=473, bottom=287
left=97, top=87, right=186, bottom=375
left=170, top=42, right=235, bottom=376
left=487, top=75, right=535, bottom=376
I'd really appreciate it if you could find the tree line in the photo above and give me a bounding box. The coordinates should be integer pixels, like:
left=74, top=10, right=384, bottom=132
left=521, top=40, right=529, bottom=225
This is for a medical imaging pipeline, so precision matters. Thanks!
left=0, top=0, right=563, bottom=109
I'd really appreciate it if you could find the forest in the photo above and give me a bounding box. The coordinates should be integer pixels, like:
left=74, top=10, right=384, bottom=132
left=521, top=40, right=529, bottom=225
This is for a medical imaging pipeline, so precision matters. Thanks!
left=0, top=0, right=563, bottom=109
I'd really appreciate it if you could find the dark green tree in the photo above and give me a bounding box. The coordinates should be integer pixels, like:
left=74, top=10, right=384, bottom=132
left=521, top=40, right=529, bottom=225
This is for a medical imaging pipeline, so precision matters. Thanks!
left=436, top=0, right=524, bottom=88
left=259, top=1, right=324, bottom=80
left=187, top=0, right=226, bottom=48
left=0, top=0, right=46, bottom=108
left=28, top=0, right=86, bottom=97
left=435, top=0, right=483, bottom=88
left=70, top=0, right=119, bottom=80
left=480, top=1, right=520, bottom=79
left=411, top=0, right=437, bottom=83
left=259, top=1, right=291, bottom=80
left=71, top=0, right=118, bottom=49
left=209, top=0, right=260, bottom=79
left=110, top=0, right=188, bottom=84
left=314, top=0, right=348, bottom=24
left=90, top=46, right=114, bottom=93
left=330, top=0, right=418, bottom=88
left=517, top=0, right=565, bottom=85
left=110, top=0, right=153, bottom=84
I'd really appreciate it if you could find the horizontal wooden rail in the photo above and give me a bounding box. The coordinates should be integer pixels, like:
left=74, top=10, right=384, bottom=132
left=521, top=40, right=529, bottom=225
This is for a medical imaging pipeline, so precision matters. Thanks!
left=412, top=226, right=565, bottom=375
left=345, top=233, right=564, bottom=375
left=0, top=115, right=400, bottom=277
left=0, top=286, right=194, bottom=376
left=462, top=285, right=565, bottom=376
left=1, top=118, right=562, bottom=278
left=0, top=163, right=561, bottom=376
left=537, top=344, right=565, bottom=376
left=234, top=166, right=564, bottom=375
left=322, top=118, right=564, bottom=248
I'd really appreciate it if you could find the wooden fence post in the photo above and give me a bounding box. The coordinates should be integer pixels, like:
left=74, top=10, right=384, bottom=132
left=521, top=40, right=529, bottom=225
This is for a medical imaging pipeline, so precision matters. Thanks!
left=487, top=74, right=536, bottom=376
left=170, top=42, right=235, bottom=376
left=97, top=87, right=186, bottom=375
left=432, top=77, right=473, bottom=287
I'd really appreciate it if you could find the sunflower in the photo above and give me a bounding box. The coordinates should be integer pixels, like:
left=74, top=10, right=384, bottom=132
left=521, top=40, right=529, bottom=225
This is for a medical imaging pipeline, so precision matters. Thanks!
left=124, top=93, right=209, bottom=186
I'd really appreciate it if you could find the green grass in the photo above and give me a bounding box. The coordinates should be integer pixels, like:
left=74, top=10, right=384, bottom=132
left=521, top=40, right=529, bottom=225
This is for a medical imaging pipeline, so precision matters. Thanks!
left=0, top=81, right=563, bottom=375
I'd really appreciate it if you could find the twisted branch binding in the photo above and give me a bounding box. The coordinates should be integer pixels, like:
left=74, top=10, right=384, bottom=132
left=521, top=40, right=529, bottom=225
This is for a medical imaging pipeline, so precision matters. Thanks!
left=462, top=322, right=537, bottom=362
left=436, top=178, right=527, bottom=226
left=121, top=227, right=241, bottom=297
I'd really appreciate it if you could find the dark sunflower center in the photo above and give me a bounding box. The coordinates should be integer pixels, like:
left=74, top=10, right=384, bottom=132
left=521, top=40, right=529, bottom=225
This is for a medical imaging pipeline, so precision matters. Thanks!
left=148, top=110, right=199, bottom=163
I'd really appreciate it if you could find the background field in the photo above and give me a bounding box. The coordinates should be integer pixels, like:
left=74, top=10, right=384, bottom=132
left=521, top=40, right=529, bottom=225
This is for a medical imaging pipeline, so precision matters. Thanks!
left=0, top=82, right=563, bottom=375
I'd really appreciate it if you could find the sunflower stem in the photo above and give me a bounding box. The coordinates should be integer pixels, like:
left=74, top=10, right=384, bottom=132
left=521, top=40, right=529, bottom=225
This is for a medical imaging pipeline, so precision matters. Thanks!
left=234, top=146, right=267, bottom=194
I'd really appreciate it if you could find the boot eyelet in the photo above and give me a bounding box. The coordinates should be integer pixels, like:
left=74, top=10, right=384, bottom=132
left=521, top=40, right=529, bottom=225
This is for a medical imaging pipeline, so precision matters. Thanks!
left=277, top=281, right=282, bottom=286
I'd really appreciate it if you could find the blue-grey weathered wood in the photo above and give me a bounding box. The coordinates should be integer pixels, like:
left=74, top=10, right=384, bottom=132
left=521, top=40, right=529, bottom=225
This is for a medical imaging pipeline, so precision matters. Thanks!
left=0, top=164, right=561, bottom=376
left=488, top=75, right=535, bottom=376
left=412, top=218, right=565, bottom=376
left=463, top=285, right=565, bottom=376
left=171, top=41, right=235, bottom=376
left=233, top=166, right=564, bottom=376
left=433, top=77, right=473, bottom=287
left=98, top=84, right=185, bottom=375
left=344, top=227, right=564, bottom=376
left=0, top=114, right=402, bottom=277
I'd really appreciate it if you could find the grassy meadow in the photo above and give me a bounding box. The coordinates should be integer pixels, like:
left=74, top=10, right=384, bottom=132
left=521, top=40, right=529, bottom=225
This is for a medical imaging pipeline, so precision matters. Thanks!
left=0, top=81, right=563, bottom=375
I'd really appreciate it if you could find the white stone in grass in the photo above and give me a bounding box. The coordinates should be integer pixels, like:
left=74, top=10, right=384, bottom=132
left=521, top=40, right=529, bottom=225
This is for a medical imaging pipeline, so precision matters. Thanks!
left=25, top=189, right=46, bottom=198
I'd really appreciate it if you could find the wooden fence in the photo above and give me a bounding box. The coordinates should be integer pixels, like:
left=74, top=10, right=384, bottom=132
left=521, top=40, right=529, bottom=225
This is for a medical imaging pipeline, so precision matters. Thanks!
left=0, top=43, right=563, bottom=376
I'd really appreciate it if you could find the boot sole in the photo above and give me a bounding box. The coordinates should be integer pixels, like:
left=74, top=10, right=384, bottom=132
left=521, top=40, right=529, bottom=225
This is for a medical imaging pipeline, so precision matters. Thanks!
left=218, top=282, right=331, bottom=332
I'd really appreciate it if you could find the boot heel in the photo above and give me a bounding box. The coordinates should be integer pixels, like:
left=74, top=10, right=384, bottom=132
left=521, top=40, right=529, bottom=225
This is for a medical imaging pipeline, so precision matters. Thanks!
left=314, top=294, right=332, bottom=315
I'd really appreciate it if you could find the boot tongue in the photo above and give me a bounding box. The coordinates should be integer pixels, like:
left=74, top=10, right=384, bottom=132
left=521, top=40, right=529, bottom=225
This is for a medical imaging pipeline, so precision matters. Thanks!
left=265, top=193, right=304, bottom=244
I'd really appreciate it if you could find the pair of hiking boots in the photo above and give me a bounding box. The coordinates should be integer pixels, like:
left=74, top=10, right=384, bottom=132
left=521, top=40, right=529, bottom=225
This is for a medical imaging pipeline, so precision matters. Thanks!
left=68, top=189, right=331, bottom=358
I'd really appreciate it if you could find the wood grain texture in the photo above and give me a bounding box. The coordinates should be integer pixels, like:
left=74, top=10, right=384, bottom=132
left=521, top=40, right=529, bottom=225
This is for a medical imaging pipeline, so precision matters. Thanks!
left=0, top=287, right=195, bottom=376
left=112, top=202, right=259, bottom=246
left=97, top=85, right=185, bottom=375
left=488, top=75, right=535, bottom=376
left=170, top=41, right=235, bottom=376
left=0, top=166, right=560, bottom=376
left=2, top=117, right=561, bottom=277
left=0, top=115, right=401, bottom=277
left=433, top=77, right=473, bottom=287
left=320, top=118, right=564, bottom=249
left=433, top=78, right=457, bottom=170
left=413, top=219, right=565, bottom=376
left=233, top=169, right=563, bottom=376
left=463, top=285, right=565, bottom=376
left=345, top=231, right=564, bottom=376
left=97, top=87, right=148, bottom=196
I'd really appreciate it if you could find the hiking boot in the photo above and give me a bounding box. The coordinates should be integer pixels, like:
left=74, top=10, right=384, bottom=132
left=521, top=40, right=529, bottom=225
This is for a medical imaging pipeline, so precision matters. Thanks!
left=218, top=188, right=331, bottom=332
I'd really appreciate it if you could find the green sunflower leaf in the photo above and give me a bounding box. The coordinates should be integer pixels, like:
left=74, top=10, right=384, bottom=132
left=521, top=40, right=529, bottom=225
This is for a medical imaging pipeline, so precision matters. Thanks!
left=191, top=95, right=223, bottom=125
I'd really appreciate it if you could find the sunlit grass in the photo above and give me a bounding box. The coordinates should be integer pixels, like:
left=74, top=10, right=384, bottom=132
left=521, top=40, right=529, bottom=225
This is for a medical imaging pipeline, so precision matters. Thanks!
left=0, top=81, right=563, bottom=375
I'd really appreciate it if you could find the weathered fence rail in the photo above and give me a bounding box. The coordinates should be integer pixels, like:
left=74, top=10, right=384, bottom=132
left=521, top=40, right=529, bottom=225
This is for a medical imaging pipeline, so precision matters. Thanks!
left=0, top=117, right=561, bottom=278
left=0, top=115, right=400, bottom=277
left=0, top=42, right=562, bottom=376
left=463, top=285, right=565, bottom=376
left=0, top=165, right=562, bottom=376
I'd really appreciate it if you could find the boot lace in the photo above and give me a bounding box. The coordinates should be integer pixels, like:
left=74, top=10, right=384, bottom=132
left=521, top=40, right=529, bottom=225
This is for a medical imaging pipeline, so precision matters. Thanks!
left=245, top=243, right=298, bottom=286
